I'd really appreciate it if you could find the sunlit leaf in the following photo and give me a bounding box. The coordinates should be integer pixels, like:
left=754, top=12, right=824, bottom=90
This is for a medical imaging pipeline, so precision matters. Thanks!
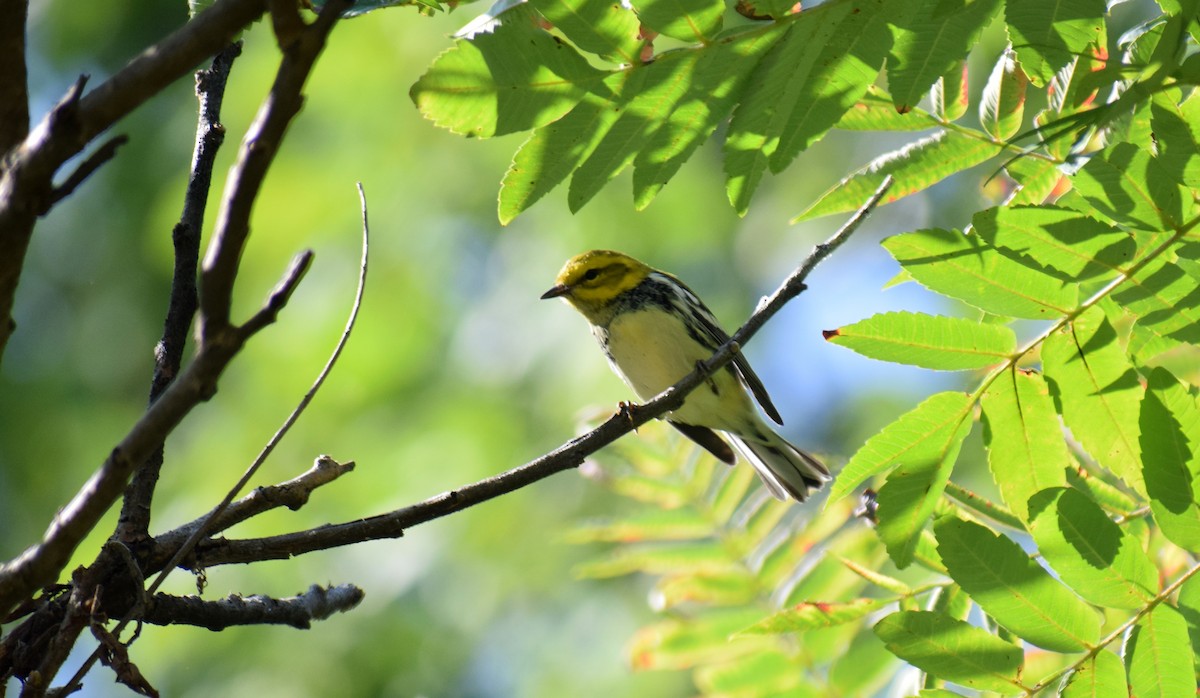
left=1060, top=650, right=1127, bottom=698
left=742, top=597, right=894, bottom=635
left=834, top=86, right=938, bottom=132
left=1073, top=142, right=1191, bottom=231
left=935, top=517, right=1101, bottom=652
left=980, top=369, right=1070, bottom=522
left=1126, top=603, right=1197, bottom=698
left=1004, top=0, right=1106, bottom=86
left=826, top=311, right=1016, bottom=370
left=829, top=391, right=974, bottom=502
left=1150, top=93, right=1200, bottom=188
left=1178, top=575, right=1200, bottom=659
left=972, top=205, right=1134, bottom=281
left=628, top=0, right=723, bottom=43
left=1027, top=488, right=1158, bottom=609
left=654, top=570, right=758, bottom=608
left=875, top=413, right=974, bottom=569
left=693, top=650, right=804, bottom=695
left=882, top=228, right=1079, bottom=319
left=887, top=0, right=1001, bottom=111
left=410, top=19, right=609, bottom=137
left=829, top=629, right=900, bottom=697
left=567, top=508, right=713, bottom=543
left=980, top=47, right=1027, bottom=140
left=568, top=50, right=702, bottom=212
left=499, top=81, right=624, bottom=224
left=1112, top=257, right=1200, bottom=348
left=1042, top=306, right=1145, bottom=495
left=794, top=131, right=1002, bottom=222
left=628, top=610, right=775, bottom=670
left=725, top=0, right=893, bottom=214
left=1140, top=367, right=1200, bottom=551
left=574, top=541, right=737, bottom=578
left=932, top=62, right=969, bottom=122
left=1003, top=154, right=1063, bottom=206
left=530, top=0, right=642, bottom=63
left=873, top=611, right=1025, bottom=693
left=633, top=24, right=785, bottom=210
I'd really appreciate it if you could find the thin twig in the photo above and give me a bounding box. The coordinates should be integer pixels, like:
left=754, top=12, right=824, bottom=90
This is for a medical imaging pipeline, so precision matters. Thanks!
left=194, top=176, right=896, bottom=568
left=118, top=41, right=243, bottom=544
left=153, top=182, right=368, bottom=592
left=46, top=134, right=128, bottom=206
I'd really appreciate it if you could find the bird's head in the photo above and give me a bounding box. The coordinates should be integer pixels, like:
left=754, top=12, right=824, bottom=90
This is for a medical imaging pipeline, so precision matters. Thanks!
left=541, top=250, right=652, bottom=322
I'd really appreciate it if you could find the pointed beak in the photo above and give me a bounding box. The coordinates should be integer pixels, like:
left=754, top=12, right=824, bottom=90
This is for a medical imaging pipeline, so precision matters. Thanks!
left=540, top=284, right=571, bottom=300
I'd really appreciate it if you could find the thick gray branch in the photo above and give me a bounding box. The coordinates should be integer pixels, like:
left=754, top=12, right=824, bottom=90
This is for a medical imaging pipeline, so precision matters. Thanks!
left=144, top=584, right=364, bottom=631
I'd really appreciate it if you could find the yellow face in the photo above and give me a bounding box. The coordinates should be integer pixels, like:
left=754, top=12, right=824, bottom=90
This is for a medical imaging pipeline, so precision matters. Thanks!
left=541, top=250, right=652, bottom=319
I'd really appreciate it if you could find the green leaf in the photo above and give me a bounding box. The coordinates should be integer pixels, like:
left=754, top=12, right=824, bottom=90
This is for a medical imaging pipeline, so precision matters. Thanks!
left=1027, top=488, right=1158, bottom=609
left=628, top=610, right=776, bottom=670
left=566, top=508, right=713, bottom=543
left=826, top=311, right=1016, bottom=370
left=529, top=0, right=643, bottom=63
left=829, top=629, right=901, bottom=697
left=932, top=62, right=969, bottom=122
left=796, top=130, right=1003, bottom=222
left=1073, top=142, right=1191, bottom=231
left=1140, top=367, right=1200, bottom=551
left=980, top=369, right=1070, bottom=522
left=1126, top=603, right=1197, bottom=698
left=834, top=85, right=938, bottom=132
left=972, top=205, right=1134, bottom=281
left=882, top=228, right=1079, bottom=319
left=633, top=25, right=786, bottom=210
left=887, top=0, right=1001, bottom=111
left=410, top=20, right=608, bottom=137
left=1042, top=306, right=1146, bottom=495
left=654, top=571, right=758, bottom=608
left=725, top=0, right=892, bottom=214
left=1004, top=0, right=1106, bottom=86
left=1002, top=149, right=1063, bottom=206
left=837, top=556, right=912, bottom=595
left=980, top=47, right=1028, bottom=140
left=693, top=650, right=804, bottom=695
left=829, top=391, right=975, bottom=502
left=628, top=0, right=722, bottom=43
left=1113, top=257, right=1200, bottom=348
left=1150, top=93, right=1200, bottom=188
left=1178, top=575, right=1200, bottom=660
left=1060, top=651, right=1127, bottom=698
left=498, top=82, right=624, bottom=224
left=875, top=413, right=975, bottom=568
left=573, top=541, right=737, bottom=578
left=742, top=597, right=894, bottom=635
left=935, top=516, right=1101, bottom=652
left=873, top=610, right=1025, bottom=693
left=568, top=50, right=701, bottom=212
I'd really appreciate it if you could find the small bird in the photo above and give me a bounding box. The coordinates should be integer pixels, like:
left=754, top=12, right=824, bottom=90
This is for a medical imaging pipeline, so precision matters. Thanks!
left=542, top=250, right=829, bottom=501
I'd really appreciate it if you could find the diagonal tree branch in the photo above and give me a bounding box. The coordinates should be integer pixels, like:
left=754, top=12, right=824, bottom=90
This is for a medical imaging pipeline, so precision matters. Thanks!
left=190, top=176, right=896, bottom=569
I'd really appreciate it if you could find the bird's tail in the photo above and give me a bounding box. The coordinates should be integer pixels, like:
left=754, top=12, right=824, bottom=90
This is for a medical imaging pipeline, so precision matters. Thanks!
left=728, top=428, right=830, bottom=502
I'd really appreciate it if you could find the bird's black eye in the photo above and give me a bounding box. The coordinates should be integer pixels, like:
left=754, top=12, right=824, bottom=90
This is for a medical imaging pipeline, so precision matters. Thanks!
left=582, top=268, right=600, bottom=282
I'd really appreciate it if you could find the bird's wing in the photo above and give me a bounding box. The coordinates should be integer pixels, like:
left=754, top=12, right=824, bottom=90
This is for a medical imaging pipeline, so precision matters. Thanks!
left=666, top=273, right=785, bottom=426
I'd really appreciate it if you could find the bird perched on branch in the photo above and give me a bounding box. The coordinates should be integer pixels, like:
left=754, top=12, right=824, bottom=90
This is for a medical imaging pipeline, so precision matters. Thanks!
left=542, top=250, right=829, bottom=501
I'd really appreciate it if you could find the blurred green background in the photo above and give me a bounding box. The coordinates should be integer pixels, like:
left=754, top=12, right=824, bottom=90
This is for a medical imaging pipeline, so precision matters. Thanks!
left=2, top=1, right=1070, bottom=695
